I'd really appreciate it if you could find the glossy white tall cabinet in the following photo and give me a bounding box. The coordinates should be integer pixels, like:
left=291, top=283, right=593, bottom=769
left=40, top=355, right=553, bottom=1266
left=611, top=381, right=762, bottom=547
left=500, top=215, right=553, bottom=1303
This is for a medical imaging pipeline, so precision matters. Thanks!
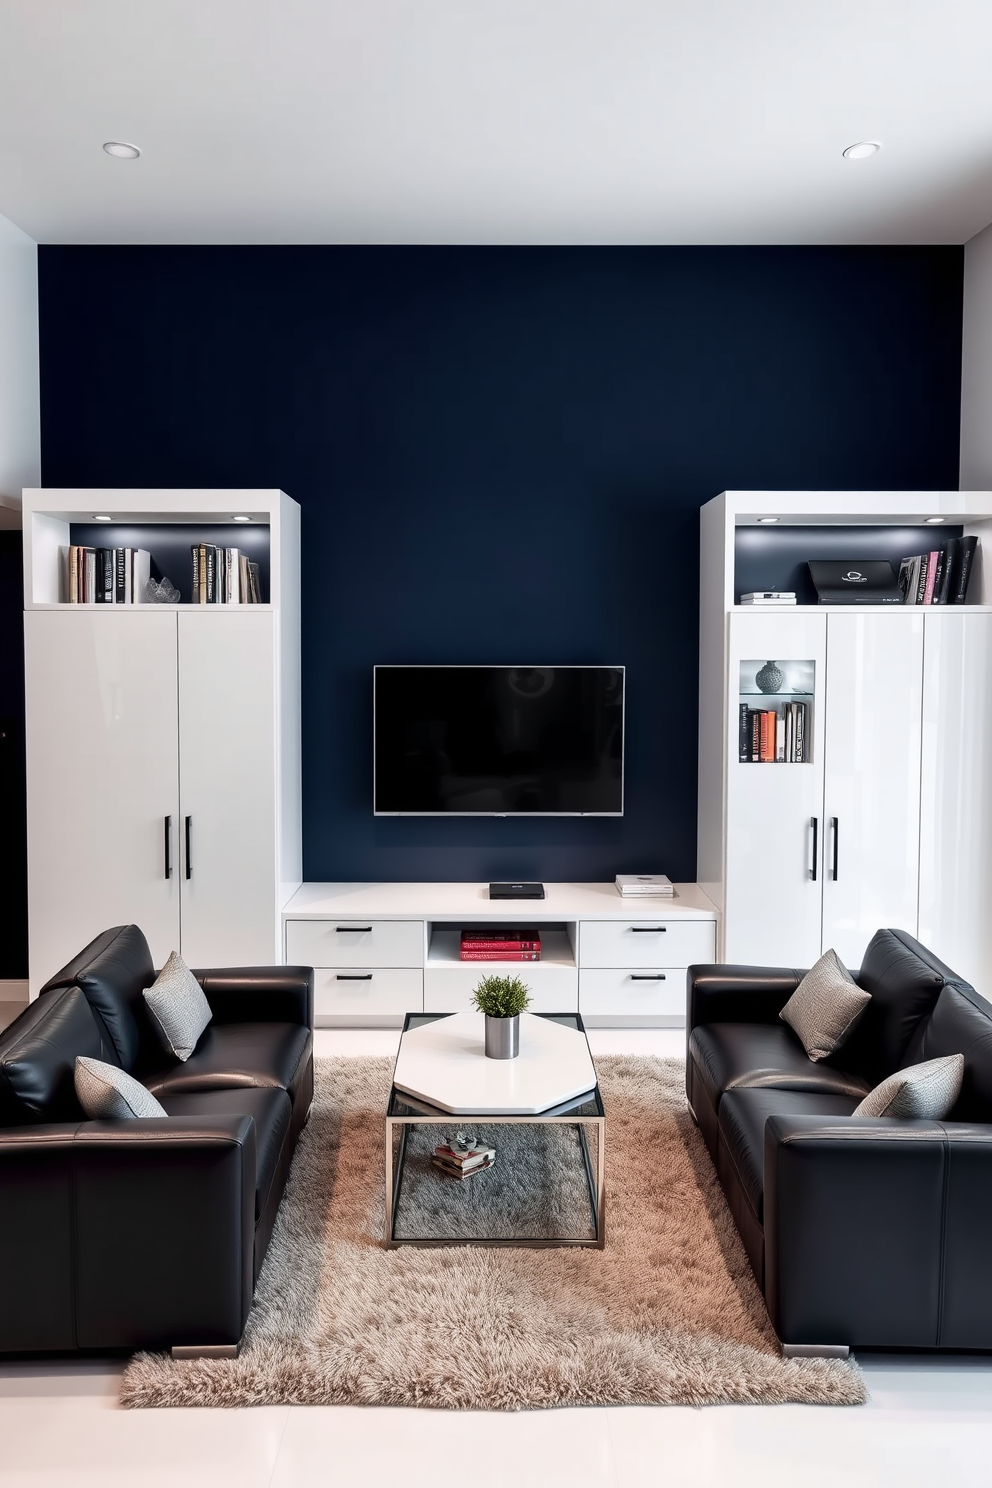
left=24, top=610, right=182, bottom=976
left=725, top=610, right=826, bottom=965
left=918, top=612, right=992, bottom=988
left=22, top=488, right=301, bottom=995
left=725, top=609, right=923, bottom=968
left=699, top=490, right=992, bottom=990
left=820, top=612, right=924, bottom=966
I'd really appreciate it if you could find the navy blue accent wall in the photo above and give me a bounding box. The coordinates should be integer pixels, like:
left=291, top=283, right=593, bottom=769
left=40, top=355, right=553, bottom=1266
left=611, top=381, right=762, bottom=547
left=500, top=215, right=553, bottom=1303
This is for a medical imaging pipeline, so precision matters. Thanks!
left=37, top=246, right=963, bottom=884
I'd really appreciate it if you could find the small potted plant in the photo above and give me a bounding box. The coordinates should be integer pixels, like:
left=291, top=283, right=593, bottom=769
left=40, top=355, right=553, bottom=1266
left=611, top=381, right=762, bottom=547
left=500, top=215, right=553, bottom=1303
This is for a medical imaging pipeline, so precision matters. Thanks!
left=471, top=973, right=532, bottom=1059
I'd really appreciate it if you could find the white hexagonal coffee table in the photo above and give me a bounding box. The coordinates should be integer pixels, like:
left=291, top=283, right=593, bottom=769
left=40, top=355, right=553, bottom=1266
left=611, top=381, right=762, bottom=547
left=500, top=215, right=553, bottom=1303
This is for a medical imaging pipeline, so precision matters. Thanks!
left=392, top=1010, right=597, bottom=1114
left=385, top=1011, right=605, bottom=1248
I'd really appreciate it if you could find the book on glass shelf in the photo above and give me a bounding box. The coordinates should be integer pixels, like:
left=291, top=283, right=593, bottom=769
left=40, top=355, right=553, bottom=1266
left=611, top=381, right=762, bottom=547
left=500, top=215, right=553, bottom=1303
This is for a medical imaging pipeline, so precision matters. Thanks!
left=431, top=1154, right=496, bottom=1180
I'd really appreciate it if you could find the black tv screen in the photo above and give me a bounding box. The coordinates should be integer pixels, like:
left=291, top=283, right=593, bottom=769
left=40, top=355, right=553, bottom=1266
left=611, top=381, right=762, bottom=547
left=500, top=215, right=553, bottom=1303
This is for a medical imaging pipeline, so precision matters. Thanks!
left=374, top=665, right=625, bottom=816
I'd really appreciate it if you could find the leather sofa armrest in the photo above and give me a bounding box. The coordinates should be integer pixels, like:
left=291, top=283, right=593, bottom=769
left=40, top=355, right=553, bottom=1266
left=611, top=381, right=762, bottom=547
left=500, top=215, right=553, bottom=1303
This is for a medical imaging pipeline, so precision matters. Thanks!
left=763, top=1114, right=947, bottom=1349
left=686, top=965, right=804, bottom=1031
left=192, top=965, right=314, bottom=1029
left=0, top=1116, right=256, bottom=1353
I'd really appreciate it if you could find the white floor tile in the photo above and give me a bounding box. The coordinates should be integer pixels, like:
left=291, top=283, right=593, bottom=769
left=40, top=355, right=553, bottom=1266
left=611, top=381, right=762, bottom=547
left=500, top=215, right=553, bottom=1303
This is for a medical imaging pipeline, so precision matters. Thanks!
left=269, top=1403, right=618, bottom=1488
left=0, top=1362, right=290, bottom=1488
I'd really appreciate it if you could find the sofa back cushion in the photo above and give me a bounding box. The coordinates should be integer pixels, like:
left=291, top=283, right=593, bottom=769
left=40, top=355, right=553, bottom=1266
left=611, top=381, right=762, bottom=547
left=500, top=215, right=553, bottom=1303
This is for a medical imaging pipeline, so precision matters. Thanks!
left=837, top=929, right=967, bottom=1081
left=903, top=984, right=992, bottom=1121
left=0, top=986, right=119, bottom=1124
left=39, top=924, right=156, bottom=1072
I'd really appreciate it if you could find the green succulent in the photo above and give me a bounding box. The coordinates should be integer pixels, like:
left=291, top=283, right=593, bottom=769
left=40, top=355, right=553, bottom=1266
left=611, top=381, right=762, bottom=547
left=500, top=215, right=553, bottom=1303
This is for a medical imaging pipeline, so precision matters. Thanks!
left=470, top=973, right=532, bottom=1019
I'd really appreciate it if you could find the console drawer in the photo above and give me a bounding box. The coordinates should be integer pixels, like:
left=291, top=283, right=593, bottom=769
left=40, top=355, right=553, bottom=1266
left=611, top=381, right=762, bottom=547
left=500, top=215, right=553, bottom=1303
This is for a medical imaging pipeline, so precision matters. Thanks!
left=423, top=966, right=578, bottom=1015
left=579, top=919, right=714, bottom=969
left=313, top=967, right=423, bottom=1018
left=286, top=918, right=425, bottom=968
left=579, top=968, right=686, bottom=1017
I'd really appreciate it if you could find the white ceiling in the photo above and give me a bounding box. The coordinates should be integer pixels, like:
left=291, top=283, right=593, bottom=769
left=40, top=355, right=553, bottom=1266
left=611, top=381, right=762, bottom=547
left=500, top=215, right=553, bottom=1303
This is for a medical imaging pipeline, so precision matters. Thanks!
left=1, top=0, right=992, bottom=245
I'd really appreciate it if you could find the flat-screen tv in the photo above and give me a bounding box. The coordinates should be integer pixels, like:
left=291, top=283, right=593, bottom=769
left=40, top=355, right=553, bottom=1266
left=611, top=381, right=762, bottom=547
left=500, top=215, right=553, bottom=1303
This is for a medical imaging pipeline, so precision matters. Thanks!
left=374, top=665, right=624, bottom=816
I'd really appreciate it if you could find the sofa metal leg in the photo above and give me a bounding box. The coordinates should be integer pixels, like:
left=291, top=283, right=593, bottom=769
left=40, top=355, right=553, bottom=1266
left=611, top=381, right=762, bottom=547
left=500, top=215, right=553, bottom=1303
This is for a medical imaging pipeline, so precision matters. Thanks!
left=170, top=1344, right=240, bottom=1360
left=781, top=1343, right=850, bottom=1360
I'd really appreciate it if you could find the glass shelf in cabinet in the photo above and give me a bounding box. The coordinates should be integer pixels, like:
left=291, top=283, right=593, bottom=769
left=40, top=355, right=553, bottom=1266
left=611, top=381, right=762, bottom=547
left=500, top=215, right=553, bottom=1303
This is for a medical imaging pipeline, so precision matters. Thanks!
left=739, top=690, right=814, bottom=699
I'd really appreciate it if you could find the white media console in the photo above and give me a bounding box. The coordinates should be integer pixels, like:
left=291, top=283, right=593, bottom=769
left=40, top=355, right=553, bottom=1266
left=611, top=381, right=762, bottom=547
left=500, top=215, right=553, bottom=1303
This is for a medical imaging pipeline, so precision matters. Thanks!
left=282, top=882, right=719, bottom=1028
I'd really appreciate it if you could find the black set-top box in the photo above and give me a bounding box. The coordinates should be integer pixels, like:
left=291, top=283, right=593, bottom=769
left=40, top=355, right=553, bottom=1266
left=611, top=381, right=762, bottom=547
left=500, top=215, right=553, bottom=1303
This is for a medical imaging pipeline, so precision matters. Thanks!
left=807, top=560, right=903, bottom=604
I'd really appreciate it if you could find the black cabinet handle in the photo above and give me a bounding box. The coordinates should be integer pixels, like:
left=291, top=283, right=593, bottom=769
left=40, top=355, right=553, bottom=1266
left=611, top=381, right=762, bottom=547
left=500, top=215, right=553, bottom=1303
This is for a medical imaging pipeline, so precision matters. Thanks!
left=810, top=816, right=818, bottom=881
left=164, top=816, right=172, bottom=879
left=630, top=926, right=667, bottom=933
left=336, top=926, right=373, bottom=933
left=831, top=817, right=839, bottom=881
left=185, top=816, right=192, bottom=880
left=630, top=973, right=666, bottom=981
left=336, top=973, right=374, bottom=981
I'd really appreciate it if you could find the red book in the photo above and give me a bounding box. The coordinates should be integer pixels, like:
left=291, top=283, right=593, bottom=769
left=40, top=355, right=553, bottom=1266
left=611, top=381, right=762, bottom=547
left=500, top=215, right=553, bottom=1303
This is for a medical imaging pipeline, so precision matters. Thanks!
left=459, top=949, right=541, bottom=961
left=459, top=937, right=541, bottom=951
left=759, top=711, right=776, bottom=762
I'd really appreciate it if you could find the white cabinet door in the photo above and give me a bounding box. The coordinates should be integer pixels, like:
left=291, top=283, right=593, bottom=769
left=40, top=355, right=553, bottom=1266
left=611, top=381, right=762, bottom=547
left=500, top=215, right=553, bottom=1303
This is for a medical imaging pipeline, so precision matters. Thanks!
left=177, top=610, right=278, bottom=966
left=821, top=613, right=923, bottom=968
left=724, top=611, right=827, bottom=966
left=24, top=610, right=180, bottom=992
left=918, top=611, right=992, bottom=989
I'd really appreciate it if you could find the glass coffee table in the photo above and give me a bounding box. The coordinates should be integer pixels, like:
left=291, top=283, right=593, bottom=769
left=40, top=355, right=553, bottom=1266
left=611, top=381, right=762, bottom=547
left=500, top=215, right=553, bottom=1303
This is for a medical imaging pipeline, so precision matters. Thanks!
left=385, top=1011, right=605, bottom=1249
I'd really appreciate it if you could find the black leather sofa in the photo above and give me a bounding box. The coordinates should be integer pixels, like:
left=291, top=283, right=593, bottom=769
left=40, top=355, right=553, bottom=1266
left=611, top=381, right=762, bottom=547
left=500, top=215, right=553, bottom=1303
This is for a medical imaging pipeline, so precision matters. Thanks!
left=0, top=925, right=313, bottom=1357
left=687, top=928, right=992, bottom=1355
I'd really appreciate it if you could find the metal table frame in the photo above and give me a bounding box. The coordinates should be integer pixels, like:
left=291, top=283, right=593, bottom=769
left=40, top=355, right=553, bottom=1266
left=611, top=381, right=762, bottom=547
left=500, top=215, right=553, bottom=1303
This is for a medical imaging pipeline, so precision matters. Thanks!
left=384, top=1012, right=606, bottom=1249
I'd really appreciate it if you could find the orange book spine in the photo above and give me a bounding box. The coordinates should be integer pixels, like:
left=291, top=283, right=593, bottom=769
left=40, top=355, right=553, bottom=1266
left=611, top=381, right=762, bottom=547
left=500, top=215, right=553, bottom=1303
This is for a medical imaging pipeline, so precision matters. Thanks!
left=759, top=710, right=776, bottom=762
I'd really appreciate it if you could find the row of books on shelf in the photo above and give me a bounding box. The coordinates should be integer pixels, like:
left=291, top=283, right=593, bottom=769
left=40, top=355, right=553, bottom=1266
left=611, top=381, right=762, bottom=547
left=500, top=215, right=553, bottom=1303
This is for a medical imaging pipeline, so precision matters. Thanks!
left=739, top=701, right=809, bottom=763
left=191, top=545, right=262, bottom=604
left=61, top=545, right=151, bottom=604
left=459, top=930, right=541, bottom=961
left=897, top=536, right=977, bottom=606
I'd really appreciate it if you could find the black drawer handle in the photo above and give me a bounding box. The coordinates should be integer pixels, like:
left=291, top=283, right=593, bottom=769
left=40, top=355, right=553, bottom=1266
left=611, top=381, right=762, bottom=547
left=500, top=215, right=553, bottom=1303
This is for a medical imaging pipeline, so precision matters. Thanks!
left=336, top=973, right=374, bottom=981
left=185, top=816, right=192, bottom=880
left=630, top=973, right=667, bottom=980
left=336, top=926, right=373, bottom=933
left=630, top=926, right=666, bottom=933
left=164, top=815, right=172, bottom=879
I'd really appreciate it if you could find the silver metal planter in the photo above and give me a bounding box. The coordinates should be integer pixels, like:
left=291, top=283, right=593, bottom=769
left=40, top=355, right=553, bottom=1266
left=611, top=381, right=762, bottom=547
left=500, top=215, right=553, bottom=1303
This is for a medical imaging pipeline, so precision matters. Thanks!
left=484, top=1013, right=520, bottom=1059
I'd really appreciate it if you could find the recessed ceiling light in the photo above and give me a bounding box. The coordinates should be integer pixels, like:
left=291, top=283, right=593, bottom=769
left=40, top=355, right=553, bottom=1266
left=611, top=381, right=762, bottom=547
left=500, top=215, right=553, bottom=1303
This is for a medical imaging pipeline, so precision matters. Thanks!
left=842, top=141, right=881, bottom=161
left=92, top=514, right=113, bottom=521
left=757, top=517, right=779, bottom=524
left=103, top=141, right=141, bottom=160
left=925, top=516, right=945, bottom=524
left=232, top=515, right=251, bottom=522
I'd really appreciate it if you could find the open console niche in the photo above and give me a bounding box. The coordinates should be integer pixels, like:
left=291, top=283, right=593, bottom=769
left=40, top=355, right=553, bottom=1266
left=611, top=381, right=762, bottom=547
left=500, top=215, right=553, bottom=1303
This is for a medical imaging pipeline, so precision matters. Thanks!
left=282, top=882, right=718, bottom=1028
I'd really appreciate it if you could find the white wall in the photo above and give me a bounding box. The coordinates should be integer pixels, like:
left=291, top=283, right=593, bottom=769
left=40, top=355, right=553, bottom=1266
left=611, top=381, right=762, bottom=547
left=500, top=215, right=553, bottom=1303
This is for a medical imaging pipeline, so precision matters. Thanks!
left=961, top=219, right=992, bottom=490
left=0, top=210, right=39, bottom=520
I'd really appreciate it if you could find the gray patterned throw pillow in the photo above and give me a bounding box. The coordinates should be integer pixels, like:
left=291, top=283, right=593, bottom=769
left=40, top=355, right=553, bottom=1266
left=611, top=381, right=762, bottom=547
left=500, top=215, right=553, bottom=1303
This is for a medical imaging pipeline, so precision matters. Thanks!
left=854, top=1053, right=964, bottom=1119
left=143, top=949, right=212, bottom=1061
left=75, top=1056, right=167, bottom=1119
left=779, top=947, right=871, bottom=1062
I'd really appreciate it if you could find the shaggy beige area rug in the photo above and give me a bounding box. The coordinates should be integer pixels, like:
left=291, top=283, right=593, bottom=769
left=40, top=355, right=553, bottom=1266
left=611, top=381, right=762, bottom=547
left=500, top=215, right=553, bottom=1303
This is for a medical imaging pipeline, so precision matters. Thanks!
left=120, top=1056, right=867, bottom=1409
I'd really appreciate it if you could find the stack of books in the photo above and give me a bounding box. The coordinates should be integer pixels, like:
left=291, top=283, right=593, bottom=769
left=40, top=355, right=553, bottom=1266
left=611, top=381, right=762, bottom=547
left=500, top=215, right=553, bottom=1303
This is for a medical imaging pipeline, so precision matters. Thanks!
left=615, top=875, right=675, bottom=897
left=898, top=536, right=978, bottom=606
left=61, top=546, right=151, bottom=604
left=459, top=929, right=541, bottom=961
left=431, top=1139, right=496, bottom=1180
left=740, top=592, right=797, bottom=605
left=191, top=544, right=262, bottom=604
